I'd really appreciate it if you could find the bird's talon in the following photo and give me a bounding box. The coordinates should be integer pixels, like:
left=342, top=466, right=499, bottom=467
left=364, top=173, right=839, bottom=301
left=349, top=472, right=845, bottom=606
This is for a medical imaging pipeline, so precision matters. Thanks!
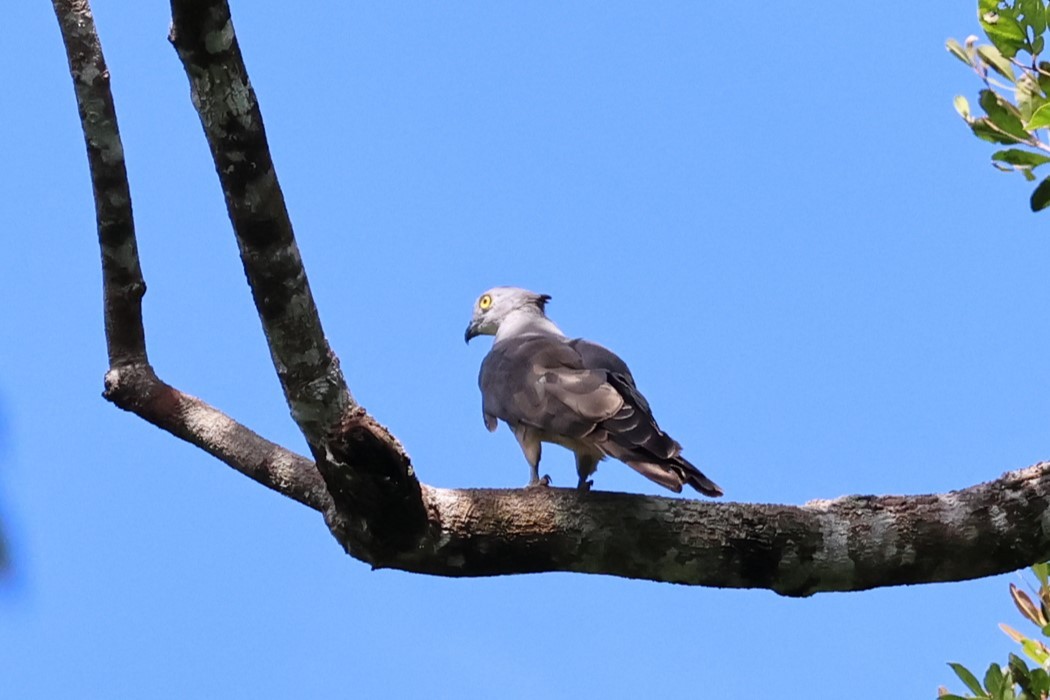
left=526, top=475, right=551, bottom=489
left=577, top=479, right=593, bottom=492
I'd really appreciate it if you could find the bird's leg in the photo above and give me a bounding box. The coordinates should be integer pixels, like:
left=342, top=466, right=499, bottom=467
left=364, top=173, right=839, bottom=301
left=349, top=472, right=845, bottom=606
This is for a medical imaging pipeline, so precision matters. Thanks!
left=575, top=453, right=598, bottom=492
left=527, top=468, right=551, bottom=489
left=515, top=429, right=550, bottom=488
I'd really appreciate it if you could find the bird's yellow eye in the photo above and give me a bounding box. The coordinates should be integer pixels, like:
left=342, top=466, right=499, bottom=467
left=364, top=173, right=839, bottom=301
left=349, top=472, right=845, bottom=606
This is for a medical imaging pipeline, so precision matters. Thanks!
left=478, top=294, right=493, bottom=310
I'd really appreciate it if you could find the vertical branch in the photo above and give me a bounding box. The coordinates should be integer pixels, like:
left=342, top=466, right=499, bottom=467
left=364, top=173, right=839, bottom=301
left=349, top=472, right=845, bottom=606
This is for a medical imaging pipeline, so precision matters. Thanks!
left=53, top=0, right=147, bottom=369
left=52, top=0, right=332, bottom=512
left=166, top=1, right=429, bottom=553
left=167, top=1, right=355, bottom=448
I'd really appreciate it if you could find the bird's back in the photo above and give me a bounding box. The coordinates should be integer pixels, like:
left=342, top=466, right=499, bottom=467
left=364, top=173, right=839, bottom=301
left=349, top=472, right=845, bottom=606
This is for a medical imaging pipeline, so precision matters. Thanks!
left=476, top=322, right=723, bottom=496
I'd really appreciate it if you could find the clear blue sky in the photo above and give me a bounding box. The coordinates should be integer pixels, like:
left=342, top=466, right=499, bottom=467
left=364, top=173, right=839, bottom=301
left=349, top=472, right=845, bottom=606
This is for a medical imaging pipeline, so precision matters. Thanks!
left=4, top=1, right=1049, bottom=697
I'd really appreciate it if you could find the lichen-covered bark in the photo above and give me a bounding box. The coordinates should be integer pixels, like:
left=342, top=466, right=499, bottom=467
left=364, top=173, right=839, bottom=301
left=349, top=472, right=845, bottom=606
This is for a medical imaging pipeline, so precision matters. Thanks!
left=104, top=364, right=330, bottom=511
left=406, top=461, right=1050, bottom=595
left=53, top=0, right=332, bottom=513
left=54, top=0, right=1050, bottom=597
left=168, top=0, right=354, bottom=448
left=53, top=0, right=147, bottom=368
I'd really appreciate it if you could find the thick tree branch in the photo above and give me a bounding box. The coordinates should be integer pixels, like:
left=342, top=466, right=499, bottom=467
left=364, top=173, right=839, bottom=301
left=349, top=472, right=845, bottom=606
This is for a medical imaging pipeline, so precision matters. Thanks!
left=55, top=0, right=1050, bottom=596
left=406, top=462, right=1050, bottom=595
left=104, top=365, right=329, bottom=511
left=167, top=0, right=354, bottom=448
left=53, top=0, right=330, bottom=512
left=166, top=0, right=429, bottom=541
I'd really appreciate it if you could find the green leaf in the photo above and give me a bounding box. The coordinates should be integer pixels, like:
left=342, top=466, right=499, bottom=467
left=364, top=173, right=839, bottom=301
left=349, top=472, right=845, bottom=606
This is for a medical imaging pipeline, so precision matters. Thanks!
left=992, top=148, right=1050, bottom=167
left=972, top=117, right=1026, bottom=143
left=1020, top=637, right=1050, bottom=664
left=1009, top=654, right=1034, bottom=697
left=985, top=663, right=1004, bottom=696
left=1032, top=562, right=1048, bottom=588
left=1030, top=175, right=1050, bottom=210
left=1028, top=668, right=1050, bottom=693
left=1038, top=62, right=1050, bottom=94
left=978, top=44, right=1017, bottom=80
left=1014, top=74, right=1044, bottom=123
left=1000, top=676, right=1017, bottom=700
left=980, top=89, right=1030, bottom=139
left=1025, top=101, right=1050, bottom=128
left=1020, top=0, right=1046, bottom=37
left=948, top=38, right=974, bottom=65
left=982, top=10, right=1030, bottom=58
left=951, top=662, right=988, bottom=696
left=956, top=95, right=973, bottom=120
left=1008, top=653, right=1030, bottom=677
left=1035, top=34, right=1046, bottom=55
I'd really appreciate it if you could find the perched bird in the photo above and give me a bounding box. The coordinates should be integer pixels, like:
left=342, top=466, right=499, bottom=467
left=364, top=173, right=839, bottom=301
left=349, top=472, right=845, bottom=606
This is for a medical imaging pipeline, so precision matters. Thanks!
left=464, top=286, right=722, bottom=496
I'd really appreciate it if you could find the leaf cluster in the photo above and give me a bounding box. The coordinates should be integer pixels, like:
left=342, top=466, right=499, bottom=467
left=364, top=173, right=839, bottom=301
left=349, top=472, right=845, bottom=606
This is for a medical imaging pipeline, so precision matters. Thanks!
left=941, top=564, right=1050, bottom=699
left=949, top=0, right=1050, bottom=210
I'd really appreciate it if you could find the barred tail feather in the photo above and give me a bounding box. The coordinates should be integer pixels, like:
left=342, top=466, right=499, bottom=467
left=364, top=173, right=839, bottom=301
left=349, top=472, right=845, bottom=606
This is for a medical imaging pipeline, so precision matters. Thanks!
left=676, top=457, right=723, bottom=497
left=623, top=457, right=723, bottom=497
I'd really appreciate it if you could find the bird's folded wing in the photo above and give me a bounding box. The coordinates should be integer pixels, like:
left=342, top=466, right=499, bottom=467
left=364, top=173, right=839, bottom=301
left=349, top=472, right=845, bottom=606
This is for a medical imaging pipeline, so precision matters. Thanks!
left=480, top=334, right=621, bottom=439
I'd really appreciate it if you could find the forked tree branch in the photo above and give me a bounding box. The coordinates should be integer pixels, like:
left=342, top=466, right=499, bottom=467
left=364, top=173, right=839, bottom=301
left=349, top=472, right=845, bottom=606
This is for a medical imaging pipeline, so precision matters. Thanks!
left=52, top=0, right=330, bottom=512
left=54, top=0, right=1050, bottom=595
left=167, top=0, right=354, bottom=449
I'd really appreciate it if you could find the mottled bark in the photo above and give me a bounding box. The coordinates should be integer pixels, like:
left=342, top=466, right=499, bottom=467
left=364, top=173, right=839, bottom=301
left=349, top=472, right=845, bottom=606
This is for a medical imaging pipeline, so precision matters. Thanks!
left=407, top=461, right=1050, bottom=595
left=53, top=0, right=147, bottom=368
left=104, top=364, right=329, bottom=511
left=53, top=0, right=1050, bottom=596
left=167, top=0, right=353, bottom=449
left=53, top=0, right=331, bottom=513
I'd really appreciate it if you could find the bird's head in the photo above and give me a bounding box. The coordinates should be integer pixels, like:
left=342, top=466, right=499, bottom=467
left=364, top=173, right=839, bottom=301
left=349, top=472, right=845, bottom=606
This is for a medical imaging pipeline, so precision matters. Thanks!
left=464, top=287, right=552, bottom=343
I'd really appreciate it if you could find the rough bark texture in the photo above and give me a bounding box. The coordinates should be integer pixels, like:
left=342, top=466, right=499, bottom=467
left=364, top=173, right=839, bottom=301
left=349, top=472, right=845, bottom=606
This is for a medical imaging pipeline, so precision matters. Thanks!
left=53, top=0, right=332, bottom=513
left=168, top=0, right=354, bottom=448
left=54, top=0, right=1050, bottom=596
left=104, top=364, right=329, bottom=511
left=53, top=0, right=147, bottom=368
left=408, top=461, right=1050, bottom=595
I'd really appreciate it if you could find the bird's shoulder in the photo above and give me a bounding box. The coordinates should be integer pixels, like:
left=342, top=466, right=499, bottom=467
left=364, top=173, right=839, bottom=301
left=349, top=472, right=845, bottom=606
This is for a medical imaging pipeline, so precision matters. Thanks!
left=566, top=338, right=634, bottom=379
left=479, top=332, right=623, bottom=424
left=482, top=332, right=583, bottom=376
left=568, top=337, right=655, bottom=415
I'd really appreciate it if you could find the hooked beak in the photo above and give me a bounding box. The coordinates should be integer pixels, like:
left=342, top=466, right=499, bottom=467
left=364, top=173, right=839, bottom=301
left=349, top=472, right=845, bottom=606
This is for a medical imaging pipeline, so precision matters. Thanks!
left=464, top=320, right=479, bottom=344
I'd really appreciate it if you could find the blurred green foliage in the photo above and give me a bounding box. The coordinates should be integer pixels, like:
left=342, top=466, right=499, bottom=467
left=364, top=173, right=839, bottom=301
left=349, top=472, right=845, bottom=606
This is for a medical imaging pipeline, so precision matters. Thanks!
left=940, top=563, right=1050, bottom=699
left=949, top=0, right=1050, bottom=210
